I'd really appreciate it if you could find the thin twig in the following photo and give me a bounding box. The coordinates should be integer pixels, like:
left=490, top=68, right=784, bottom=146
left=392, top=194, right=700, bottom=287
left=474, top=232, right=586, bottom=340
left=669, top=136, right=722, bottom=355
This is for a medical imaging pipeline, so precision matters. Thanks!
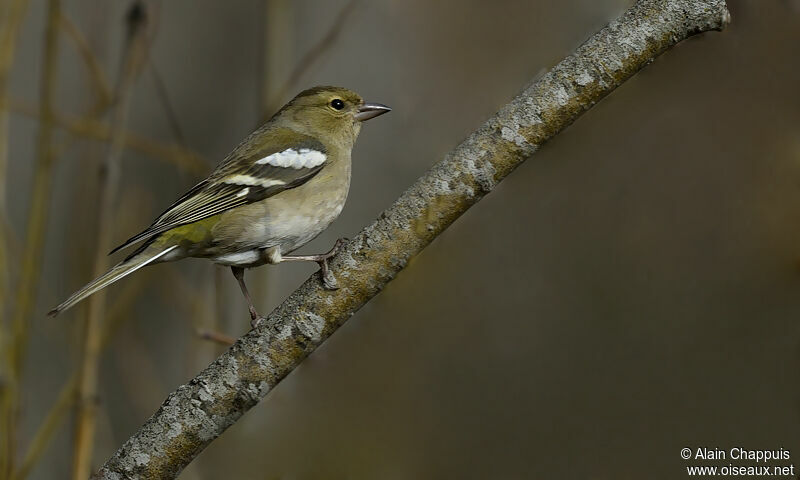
left=0, top=0, right=30, bottom=327
left=2, top=0, right=61, bottom=476
left=149, top=63, right=186, bottom=147
left=11, top=376, right=77, bottom=480
left=6, top=195, right=150, bottom=479
left=263, top=0, right=360, bottom=117
left=71, top=2, right=151, bottom=478
left=0, top=0, right=31, bottom=472
left=213, top=265, right=228, bottom=346
left=165, top=268, right=213, bottom=322
left=10, top=274, right=147, bottom=480
left=195, top=329, right=235, bottom=347
left=103, top=276, right=149, bottom=342
left=162, top=268, right=236, bottom=347
left=58, top=9, right=198, bottom=175
left=6, top=99, right=209, bottom=174
left=261, top=0, right=292, bottom=119
left=59, top=12, right=113, bottom=108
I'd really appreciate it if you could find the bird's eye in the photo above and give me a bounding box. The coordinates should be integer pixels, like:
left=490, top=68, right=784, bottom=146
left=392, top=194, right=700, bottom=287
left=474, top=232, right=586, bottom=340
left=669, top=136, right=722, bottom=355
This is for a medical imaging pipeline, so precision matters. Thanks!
left=330, top=99, right=345, bottom=110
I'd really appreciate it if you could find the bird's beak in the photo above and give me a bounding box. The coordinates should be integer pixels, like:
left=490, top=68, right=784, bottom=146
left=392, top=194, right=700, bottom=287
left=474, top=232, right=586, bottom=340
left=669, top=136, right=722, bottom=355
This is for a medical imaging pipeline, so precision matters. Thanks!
left=355, top=102, right=391, bottom=122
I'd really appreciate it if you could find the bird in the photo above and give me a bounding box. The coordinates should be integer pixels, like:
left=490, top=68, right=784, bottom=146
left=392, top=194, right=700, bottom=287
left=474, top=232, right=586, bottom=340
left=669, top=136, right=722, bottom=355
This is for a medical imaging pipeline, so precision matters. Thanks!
left=48, top=86, right=391, bottom=327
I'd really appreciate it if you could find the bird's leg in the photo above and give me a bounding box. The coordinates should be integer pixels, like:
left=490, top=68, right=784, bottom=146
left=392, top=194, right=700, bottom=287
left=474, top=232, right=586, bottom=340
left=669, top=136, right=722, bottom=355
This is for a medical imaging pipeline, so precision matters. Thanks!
left=231, top=266, right=265, bottom=328
left=280, top=238, right=347, bottom=290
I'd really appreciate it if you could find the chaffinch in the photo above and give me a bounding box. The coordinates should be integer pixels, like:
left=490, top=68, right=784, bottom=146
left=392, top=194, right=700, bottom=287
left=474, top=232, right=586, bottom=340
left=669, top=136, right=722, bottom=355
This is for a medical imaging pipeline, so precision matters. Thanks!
left=49, top=86, right=391, bottom=325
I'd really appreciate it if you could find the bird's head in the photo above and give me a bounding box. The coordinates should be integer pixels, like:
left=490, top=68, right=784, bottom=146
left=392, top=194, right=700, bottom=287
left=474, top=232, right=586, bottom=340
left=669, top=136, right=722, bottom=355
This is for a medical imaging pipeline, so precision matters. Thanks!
left=274, top=86, right=391, bottom=147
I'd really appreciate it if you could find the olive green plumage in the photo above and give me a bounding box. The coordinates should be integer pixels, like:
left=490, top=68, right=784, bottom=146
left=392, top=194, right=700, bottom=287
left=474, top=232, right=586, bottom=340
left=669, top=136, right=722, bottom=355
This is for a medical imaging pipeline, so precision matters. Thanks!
left=49, top=86, right=390, bottom=321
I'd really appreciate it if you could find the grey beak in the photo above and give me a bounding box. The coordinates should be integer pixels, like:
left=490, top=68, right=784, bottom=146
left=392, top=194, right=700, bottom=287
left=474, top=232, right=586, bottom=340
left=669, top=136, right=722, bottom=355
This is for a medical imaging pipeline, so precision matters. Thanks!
left=355, top=102, right=391, bottom=121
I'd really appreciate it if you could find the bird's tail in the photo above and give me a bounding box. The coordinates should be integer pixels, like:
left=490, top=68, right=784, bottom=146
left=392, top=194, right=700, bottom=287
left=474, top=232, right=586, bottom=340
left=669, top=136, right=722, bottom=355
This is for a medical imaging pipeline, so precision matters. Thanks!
left=48, top=245, right=178, bottom=317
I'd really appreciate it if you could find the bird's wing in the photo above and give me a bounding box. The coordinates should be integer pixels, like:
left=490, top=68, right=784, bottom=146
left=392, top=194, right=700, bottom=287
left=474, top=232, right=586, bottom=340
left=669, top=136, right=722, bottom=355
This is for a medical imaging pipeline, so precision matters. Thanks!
left=110, top=135, right=328, bottom=254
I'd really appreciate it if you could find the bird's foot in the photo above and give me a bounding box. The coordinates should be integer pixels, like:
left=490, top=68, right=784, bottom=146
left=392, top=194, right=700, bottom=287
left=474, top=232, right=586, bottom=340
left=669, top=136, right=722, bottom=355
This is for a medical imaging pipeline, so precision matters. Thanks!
left=320, top=238, right=347, bottom=259
left=320, top=264, right=339, bottom=290
left=281, top=239, right=348, bottom=290
left=331, top=237, right=348, bottom=253
left=250, top=315, right=267, bottom=330
left=248, top=305, right=267, bottom=329
left=316, top=238, right=348, bottom=290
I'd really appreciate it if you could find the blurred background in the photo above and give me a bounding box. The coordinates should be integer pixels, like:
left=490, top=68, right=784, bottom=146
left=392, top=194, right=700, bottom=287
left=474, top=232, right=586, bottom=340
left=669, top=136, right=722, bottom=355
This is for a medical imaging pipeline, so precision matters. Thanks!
left=2, top=0, right=800, bottom=478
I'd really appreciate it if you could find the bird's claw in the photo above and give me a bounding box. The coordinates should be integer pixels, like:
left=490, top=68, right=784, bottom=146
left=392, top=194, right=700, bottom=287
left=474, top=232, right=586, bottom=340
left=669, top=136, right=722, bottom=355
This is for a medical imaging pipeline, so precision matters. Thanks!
left=250, top=315, right=267, bottom=330
left=321, top=269, right=339, bottom=290
left=316, top=239, right=347, bottom=290
left=330, top=237, right=348, bottom=255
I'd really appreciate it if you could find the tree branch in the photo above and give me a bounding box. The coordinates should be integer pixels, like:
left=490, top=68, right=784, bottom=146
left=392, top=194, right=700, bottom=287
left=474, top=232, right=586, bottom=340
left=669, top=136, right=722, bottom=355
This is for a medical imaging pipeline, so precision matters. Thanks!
left=94, top=0, right=730, bottom=478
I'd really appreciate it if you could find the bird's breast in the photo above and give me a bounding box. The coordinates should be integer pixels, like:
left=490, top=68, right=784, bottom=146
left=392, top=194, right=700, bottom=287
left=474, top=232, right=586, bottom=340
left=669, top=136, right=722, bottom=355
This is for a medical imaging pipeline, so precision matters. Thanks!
left=209, top=156, right=351, bottom=264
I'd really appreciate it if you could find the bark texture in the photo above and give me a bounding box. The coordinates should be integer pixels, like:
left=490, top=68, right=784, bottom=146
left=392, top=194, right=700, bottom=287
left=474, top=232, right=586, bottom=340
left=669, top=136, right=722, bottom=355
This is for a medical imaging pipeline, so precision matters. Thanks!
left=95, top=0, right=730, bottom=478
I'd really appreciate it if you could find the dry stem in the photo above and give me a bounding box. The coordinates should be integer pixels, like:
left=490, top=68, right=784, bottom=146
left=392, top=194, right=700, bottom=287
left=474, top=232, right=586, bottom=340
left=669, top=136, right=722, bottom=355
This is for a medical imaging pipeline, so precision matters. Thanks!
left=10, top=275, right=148, bottom=480
left=7, top=100, right=208, bottom=175
left=263, top=0, right=360, bottom=117
left=0, top=0, right=31, bottom=472
left=59, top=13, right=112, bottom=108
left=2, top=0, right=60, bottom=475
left=71, top=3, right=151, bottom=478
